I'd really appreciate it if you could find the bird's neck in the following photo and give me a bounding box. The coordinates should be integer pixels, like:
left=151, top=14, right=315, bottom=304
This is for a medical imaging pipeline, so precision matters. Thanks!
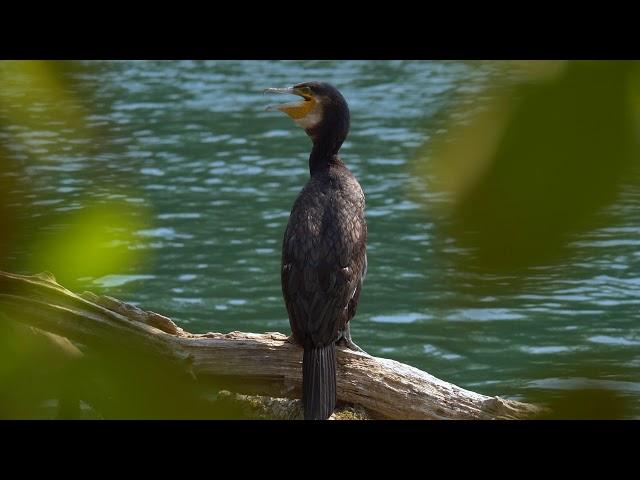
left=307, top=122, right=348, bottom=176
left=308, top=142, right=342, bottom=175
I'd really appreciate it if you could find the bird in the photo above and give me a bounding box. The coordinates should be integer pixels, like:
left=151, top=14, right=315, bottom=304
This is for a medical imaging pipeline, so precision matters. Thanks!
left=265, top=81, right=367, bottom=420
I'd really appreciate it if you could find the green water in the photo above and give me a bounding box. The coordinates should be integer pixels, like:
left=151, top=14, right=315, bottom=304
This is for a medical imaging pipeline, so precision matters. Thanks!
left=2, top=60, right=639, bottom=416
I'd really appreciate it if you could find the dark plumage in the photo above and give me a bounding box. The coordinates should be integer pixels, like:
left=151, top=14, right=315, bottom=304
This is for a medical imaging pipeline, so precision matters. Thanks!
left=267, top=81, right=367, bottom=420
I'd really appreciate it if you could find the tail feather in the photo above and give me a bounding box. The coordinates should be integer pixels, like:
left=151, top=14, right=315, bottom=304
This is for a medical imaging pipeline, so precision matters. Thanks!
left=302, top=343, right=337, bottom=420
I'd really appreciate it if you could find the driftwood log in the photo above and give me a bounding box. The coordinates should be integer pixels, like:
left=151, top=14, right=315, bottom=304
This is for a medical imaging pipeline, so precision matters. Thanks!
left=0, top=270, right=546, bottom=419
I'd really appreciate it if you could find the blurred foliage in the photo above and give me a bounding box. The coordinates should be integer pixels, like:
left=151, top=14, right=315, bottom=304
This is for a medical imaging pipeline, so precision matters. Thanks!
left=0, top=315, right=251, bottom=419
left=0, top=61, right=152, bottom=287
left=537, top=388, right=631, bottom=420
left=25, top=201, right=150, bottom=289
left=0, top=143, right=18, bottom=261
left=419, top=60, right=640, bottom=270
left=521, top=357, right=634, bottom=419
left=0, top=61, right=92, bottom=140
left=0, top=60, right=251, bottom=419
left=416, top=60, right=640, bottom=419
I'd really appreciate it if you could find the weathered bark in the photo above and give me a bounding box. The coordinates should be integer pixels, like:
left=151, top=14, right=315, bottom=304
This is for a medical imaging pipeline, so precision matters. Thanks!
left=0, top=270, right=547, bottom=419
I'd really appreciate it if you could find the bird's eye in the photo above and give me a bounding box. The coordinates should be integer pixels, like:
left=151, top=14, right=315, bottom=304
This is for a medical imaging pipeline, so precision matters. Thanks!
left=300, top=86, right=312, bottom=96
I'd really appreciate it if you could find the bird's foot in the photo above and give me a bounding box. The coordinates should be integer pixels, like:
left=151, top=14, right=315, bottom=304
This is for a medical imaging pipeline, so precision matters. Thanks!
left=286, top=334, right=301, bottom=346
left=336, top=334, right=367, bottom=354
left=337, top=324, right=367, bottom=353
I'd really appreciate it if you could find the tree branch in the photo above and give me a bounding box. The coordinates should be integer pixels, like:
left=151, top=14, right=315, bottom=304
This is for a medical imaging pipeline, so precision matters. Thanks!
left=0, top=270, right=547, bottom=419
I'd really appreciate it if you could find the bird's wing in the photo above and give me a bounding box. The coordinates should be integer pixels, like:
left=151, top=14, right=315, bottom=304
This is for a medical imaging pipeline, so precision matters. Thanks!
left=282, top=221, right=363, bottom=347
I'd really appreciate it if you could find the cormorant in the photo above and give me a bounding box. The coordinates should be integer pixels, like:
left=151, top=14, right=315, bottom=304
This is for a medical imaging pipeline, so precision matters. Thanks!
left=265, top=82, right=367, bottom=420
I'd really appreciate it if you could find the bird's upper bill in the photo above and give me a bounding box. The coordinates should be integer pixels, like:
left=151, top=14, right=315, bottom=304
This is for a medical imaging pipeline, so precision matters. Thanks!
left=264, top=84, right=318, bottom=121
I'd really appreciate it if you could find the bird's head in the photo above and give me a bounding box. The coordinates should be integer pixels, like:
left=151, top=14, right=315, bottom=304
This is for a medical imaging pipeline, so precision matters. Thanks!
left=265, top=81, right=350, bottom=150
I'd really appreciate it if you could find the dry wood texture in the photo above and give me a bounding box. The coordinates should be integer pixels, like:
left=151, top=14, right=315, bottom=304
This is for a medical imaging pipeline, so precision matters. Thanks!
left=0, top=270, right=546, bottom=419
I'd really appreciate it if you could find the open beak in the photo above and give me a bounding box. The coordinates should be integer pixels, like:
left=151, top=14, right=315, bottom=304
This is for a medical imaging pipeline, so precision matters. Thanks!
left=264, top=86, right=311, bottom=115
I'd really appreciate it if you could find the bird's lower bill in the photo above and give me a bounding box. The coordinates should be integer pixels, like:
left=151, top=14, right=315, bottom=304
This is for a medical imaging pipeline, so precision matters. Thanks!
left=277, top=100, right=316, bottom=120
left=265, top=87, right=317, bottom=120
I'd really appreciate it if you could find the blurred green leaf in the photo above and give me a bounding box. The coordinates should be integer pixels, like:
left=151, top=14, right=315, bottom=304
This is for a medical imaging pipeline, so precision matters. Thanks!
left=537, top=388, right=631, bottom=420
left=24, top=201, right=151, bottom=289
left=420, top=60, right=640, bottom=270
